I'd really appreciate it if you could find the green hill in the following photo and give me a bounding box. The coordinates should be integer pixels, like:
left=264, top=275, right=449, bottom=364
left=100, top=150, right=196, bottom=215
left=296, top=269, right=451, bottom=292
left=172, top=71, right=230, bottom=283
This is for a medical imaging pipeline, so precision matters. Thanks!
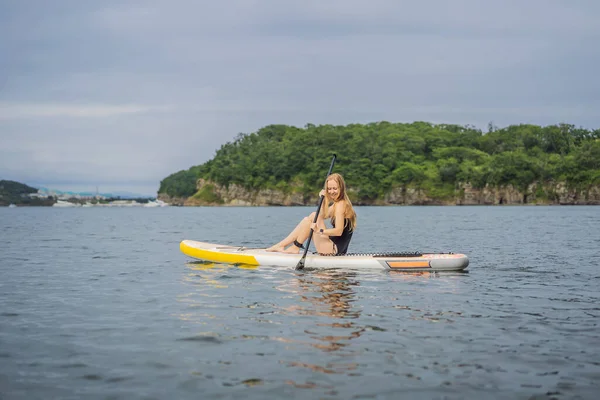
left=0, top=180, right=54, bottom=206
left=158, top=121, right=600, bottom=204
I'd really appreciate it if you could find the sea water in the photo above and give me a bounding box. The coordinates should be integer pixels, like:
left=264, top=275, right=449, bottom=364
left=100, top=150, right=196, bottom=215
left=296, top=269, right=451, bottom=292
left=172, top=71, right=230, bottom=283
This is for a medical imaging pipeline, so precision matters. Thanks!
left=0, top=206, right=599, bottom=399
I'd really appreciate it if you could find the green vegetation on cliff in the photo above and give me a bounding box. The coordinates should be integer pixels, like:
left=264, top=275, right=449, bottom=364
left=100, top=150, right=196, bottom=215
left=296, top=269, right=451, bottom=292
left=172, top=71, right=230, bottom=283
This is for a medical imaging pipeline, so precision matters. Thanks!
left=0, top=180, right=54, bottom=206
left=158, top=122, right=600, bottom=203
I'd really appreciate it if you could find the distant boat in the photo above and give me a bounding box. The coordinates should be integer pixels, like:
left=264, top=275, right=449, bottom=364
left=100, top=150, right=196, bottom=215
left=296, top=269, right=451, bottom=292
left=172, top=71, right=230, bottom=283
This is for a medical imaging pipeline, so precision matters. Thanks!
left=8, top=203, right=17, bottom=208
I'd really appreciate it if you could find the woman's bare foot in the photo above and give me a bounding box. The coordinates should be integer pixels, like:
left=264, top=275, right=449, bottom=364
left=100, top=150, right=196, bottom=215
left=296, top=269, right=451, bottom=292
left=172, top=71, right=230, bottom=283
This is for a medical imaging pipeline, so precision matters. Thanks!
left=283, top=245, right=301, bottom=254
left=266, top=245, right=285, bottom=252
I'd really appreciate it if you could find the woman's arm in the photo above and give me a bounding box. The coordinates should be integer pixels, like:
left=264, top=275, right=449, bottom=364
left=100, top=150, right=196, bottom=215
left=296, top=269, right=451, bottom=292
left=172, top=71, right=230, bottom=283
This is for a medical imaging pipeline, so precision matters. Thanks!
left=317, top=190, right=331, bottom=223
left=321, top=201, right=346, bottom=237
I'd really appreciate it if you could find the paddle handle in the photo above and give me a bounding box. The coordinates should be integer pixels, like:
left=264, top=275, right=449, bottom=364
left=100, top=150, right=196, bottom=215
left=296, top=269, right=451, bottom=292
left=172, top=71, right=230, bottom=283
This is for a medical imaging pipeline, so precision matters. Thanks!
left=296, top=154, right=337, bottom=270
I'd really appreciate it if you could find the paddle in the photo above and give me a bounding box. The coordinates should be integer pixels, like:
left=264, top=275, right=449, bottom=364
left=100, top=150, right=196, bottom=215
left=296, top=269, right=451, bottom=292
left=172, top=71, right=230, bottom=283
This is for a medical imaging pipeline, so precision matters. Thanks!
left=295, top=154, right=337, bottom=270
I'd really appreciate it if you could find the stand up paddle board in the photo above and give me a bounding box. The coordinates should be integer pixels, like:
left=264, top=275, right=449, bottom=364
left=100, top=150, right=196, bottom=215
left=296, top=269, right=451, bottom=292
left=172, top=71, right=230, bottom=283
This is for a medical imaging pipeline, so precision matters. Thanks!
left=180, top=240, right=469, bottom=271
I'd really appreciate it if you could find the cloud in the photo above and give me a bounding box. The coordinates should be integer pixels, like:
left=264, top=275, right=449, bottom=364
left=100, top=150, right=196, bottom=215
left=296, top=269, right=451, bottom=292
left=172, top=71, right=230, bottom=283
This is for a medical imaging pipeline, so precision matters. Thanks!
left=0, top=103, right=168, bottom=119
left=1, top=0, right=599, bottom=195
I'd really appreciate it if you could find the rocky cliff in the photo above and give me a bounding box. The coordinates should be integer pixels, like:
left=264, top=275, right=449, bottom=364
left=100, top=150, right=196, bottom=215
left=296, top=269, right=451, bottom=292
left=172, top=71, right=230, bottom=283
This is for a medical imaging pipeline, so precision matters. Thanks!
left=157, top=179, right=600, bottom=206
left=456, top=182, right=600, bottom=205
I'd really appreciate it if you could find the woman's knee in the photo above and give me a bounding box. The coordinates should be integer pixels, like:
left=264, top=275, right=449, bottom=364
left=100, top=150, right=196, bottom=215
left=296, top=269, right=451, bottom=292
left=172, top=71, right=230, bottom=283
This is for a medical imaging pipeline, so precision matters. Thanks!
left=303, top=212, right=316, bottom=223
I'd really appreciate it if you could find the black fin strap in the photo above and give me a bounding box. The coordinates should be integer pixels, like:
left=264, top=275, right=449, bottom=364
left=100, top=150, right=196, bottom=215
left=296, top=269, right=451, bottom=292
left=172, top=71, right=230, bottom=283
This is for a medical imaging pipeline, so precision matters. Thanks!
left=293, top=240, right=305, bottom=249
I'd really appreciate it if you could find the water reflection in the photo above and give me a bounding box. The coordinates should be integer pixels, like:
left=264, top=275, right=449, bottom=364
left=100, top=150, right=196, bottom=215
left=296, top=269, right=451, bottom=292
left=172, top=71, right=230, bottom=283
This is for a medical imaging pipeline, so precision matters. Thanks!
left=185, top=260, right=257, bottom=271
left=176, top=262, right=235, bottom=329
left=277, top=269, right=366, bottom=383
left=292, top=270, right=361, bottom=319
left=177, top=262, right=470, bottom=391
left=300, top=271, right=365, bottom=355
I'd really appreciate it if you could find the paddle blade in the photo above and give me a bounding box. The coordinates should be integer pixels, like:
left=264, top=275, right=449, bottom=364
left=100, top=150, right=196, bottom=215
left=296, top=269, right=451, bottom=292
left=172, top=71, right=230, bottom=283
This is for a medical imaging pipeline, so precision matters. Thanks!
left=295, top=257, right=306, bottom=270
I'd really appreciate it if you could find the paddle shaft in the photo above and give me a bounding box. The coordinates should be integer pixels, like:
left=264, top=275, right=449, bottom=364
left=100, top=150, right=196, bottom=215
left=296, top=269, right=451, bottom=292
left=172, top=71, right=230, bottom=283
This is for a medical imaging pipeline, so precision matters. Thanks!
left=296, top=154, right=337, bottom=270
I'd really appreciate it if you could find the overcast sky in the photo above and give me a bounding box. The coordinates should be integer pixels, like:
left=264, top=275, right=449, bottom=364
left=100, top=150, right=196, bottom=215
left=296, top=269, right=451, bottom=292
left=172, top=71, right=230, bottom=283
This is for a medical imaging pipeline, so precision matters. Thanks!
left=1, top=0, right=599, bottom=196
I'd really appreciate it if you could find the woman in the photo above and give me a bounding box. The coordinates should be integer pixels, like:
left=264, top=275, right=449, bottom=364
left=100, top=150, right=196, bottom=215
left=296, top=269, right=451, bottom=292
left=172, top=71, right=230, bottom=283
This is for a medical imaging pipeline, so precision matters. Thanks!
left=267, top=173, right=357, bottom=255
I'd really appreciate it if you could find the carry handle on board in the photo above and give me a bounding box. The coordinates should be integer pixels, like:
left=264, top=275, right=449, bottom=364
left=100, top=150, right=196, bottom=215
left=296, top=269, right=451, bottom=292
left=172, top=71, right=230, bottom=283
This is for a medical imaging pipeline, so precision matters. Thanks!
left=295, top=154, right=337, bottom=270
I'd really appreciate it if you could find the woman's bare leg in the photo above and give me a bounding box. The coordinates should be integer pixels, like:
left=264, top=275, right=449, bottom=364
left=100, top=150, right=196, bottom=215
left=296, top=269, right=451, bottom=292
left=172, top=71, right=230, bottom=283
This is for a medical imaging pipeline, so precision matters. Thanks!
left=267, top=213, right=315, bottom=253
left=312, top=219, right=335, bottom=254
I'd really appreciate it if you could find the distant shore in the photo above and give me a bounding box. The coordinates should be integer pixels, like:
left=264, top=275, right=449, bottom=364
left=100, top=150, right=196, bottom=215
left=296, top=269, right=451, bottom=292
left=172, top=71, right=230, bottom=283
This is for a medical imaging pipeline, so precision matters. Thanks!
left=6, top=199, right=169, bottom=208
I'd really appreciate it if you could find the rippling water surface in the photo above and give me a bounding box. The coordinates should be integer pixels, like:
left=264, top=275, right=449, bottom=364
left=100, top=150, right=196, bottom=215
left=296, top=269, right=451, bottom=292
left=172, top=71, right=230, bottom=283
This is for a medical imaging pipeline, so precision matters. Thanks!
left=1, top=206, right=599, bottom=399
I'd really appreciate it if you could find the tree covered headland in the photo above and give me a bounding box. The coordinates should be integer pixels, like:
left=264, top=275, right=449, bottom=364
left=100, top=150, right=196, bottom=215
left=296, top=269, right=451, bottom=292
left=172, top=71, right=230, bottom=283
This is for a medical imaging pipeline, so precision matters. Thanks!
left=158, top=122, right=600, bottom=203
left=0, top=180, right=156, bottom=206
left=0, top=180, right=54, bottom=206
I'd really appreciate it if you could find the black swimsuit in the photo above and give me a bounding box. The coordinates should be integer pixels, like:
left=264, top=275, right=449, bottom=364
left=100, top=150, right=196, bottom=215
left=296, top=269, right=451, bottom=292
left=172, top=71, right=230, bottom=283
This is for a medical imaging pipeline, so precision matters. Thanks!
left=329, top=218, right=353, bottom=255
